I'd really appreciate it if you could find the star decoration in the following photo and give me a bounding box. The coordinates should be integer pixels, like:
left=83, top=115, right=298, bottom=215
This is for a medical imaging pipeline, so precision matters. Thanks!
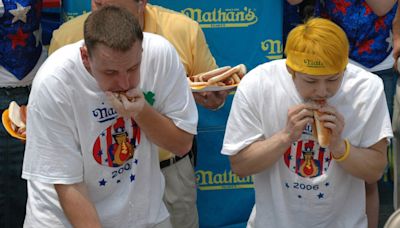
left=7, top=27, right=29, bottom=49
left=285, top=183, right=290, bottom=188
left=0, top=0, right=4, bottom=18
left=317, top=192, right=324, bottom=199
left=325, top=182, right=330, bottom=187
left=33, top=28, right=41, bottom=47
left=130, top=174, right=136, bottom=182
left=9, top=2, right=31, bottom=23
left=386, top=30, right=393, bottom=52
left=134, top=159, right=138, bottom=164
left=99, top=179, right=107, bottom=186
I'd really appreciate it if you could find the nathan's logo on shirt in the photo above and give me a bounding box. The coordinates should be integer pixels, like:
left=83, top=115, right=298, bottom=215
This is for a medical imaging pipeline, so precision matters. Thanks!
left=92, top=117, right=141, bottom=167
left=92, top=103, right=118, bottom=123
left=195, top=169, right=254, bottom=190
left=181, top=7, right=258, bottom=28
left=284, top=125, right=332, bottom=178
left=304, top=59, right=324, bottom=68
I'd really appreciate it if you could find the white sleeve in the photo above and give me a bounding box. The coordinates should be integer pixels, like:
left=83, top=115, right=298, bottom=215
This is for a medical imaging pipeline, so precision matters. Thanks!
left=22, top=79, right=83, bottom=184
left=358, top=81, right=393, bottom=147
left=148, top=35, right=198, bottom=135
left=222, top=80, right=264, bottom=156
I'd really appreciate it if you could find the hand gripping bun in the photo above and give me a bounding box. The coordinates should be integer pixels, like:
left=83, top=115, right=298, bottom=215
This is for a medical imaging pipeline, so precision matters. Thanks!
left=313, top=109, right=331, bottom=148
left=115, top=92, right=134, bottom=102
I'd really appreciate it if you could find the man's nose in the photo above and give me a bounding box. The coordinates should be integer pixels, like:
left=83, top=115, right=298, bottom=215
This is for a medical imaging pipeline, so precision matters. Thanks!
left=117, top=74, right=130, bottom=91
left=315, top=82, right=328, bottom=98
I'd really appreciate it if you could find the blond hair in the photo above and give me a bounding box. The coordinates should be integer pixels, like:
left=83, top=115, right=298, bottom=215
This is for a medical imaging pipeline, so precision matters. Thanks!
left=285, top=18, right=349, bottom=75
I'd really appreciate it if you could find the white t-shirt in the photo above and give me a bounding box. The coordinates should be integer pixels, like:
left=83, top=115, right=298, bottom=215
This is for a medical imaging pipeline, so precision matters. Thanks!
left=22, top=33, right=198, bottom=228
left=222, top=59, right=393, bottom=228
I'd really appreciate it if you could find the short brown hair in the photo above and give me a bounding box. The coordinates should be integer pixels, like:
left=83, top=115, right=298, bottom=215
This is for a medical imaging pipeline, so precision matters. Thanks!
left=84, top=5, right=143, bottom=56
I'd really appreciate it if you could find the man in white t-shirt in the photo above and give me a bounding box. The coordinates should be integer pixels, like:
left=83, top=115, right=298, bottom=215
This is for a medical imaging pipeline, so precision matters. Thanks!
left=222, top=18, right=392, bottom=228
left=21, top=6, right=197, bottom=228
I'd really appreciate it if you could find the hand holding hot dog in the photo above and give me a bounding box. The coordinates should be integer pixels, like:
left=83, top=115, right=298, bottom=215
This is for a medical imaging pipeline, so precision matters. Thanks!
left=315, top=103, right=345, bottom=156
left=283, top=103, right=318, bottom=143
left=106, top=88, right=145, bottom=118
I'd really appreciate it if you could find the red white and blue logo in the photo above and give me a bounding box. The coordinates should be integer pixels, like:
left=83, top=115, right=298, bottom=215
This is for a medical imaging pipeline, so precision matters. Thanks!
left=92, top=117, right=140, bottom=168
left=284, top=125, right=332, bottom=178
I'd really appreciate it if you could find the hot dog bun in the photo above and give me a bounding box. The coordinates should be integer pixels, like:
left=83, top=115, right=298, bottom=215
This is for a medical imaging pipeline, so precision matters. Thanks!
left=115, top=92, right=134, bottom=102
left=8, top=101, right=26, bottom=130
left=200, top=66, right=232, bottom=81
left=313, top=110, right=331, bottom=148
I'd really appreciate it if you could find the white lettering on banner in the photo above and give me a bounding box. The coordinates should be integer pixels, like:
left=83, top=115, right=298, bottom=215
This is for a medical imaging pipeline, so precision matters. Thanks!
left=181, top=7, right=258, bottom=28
left=196, top=169, right=254, bottom=191
left=261, top=39, right=283, bottom=60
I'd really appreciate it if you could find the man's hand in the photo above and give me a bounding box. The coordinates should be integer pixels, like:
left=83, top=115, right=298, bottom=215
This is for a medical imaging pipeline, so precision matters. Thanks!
left=193, top=90, right=230, bottom=110
left=106, top=89, right=145, bottom=118
left=317, top=104, right=346, bottom=157
left=283, top=103, right=317, bottom=143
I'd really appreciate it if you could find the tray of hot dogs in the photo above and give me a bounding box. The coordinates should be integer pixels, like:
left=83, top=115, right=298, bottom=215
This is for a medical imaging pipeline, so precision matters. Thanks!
left=188, top=64, right=247, bottom=92
left=2, top=101, right=27, bottom=140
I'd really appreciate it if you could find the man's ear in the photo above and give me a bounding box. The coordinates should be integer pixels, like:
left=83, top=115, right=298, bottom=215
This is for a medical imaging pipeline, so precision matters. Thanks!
left=80, top=45, right=90, bottom=69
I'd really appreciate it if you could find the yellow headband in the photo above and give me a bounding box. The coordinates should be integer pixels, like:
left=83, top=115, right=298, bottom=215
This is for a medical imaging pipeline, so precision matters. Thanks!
left=286, top=51, right=346, bottom=75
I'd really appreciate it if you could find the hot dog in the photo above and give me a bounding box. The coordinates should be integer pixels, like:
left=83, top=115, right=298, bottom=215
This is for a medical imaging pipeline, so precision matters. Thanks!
left=8, top=101, right=26, bottom=137
left=115, top=92, right=134, bottom=102
left=196, top=66, right=232, bottom=81
left=207, top=64, right=244, bottom=85
left=188, top=64, right=247, bottom=88
left=313, top=101, right=331, bottom=148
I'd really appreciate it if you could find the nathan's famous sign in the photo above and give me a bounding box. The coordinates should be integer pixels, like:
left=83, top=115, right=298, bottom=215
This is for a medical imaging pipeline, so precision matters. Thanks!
left=196, top=169, right=254, bottom=191
left=181, top=7, right=258, bottom=28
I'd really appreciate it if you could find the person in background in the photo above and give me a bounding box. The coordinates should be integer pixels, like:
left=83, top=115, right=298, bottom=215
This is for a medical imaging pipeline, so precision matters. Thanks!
left=22, top=5, right=197, bottom=227
left=0, top=0, right=46, bottom=227
left=223, top=18, right=392, bottom=228
left=391, top=0, right=400, bottom=213
left=318, top=1, right=398, bottom=227
left=48, top=1, right=225, bottom=227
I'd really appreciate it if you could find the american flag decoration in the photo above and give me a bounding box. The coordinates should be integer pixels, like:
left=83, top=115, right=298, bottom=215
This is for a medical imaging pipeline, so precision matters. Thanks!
left=0, top=0, right=42, bottom=80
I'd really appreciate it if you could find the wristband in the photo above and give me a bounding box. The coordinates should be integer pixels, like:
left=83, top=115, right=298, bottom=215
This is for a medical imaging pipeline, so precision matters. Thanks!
left=333, top=139, right=350, bottom=162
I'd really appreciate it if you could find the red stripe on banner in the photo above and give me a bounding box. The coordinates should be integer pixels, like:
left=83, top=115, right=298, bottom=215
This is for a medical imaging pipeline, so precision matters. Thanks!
left=318, top=147, right=324, bottom=172
left=106, top=127, right=113, bottom=167
left=132, top=118, right=141, bottom=144
left=295, top=141, right=303, bottom=173
left=93, top=137, right=102, bottom=164
left=284, top=147, right=290, bottom=167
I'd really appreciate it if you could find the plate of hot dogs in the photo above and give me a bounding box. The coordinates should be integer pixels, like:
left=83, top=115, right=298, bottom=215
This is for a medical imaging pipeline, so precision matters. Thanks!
left=188, top=64, right=247, bottom=92
left=2, top=101, right=27, bottom=140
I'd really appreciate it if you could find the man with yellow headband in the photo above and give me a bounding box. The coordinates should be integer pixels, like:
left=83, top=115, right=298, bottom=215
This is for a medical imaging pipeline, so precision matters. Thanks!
left=222, top=18, right=392, bottom=227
